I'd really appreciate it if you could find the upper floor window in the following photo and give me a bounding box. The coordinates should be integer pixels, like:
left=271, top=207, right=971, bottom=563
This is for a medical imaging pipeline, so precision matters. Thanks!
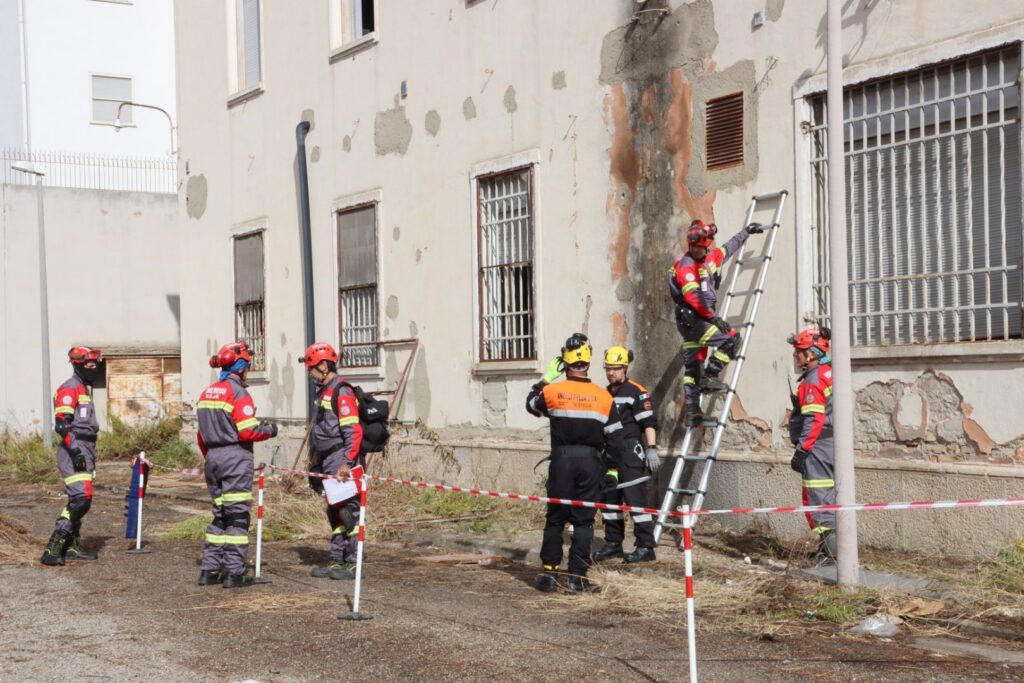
left=232, top=0, right=262, bottom=92
left=476, top=167, right=536, bottom=362
left=91, top=75, right=133, bottom=125
left=337, top=204, right=379, bottom=367
left=233, top=231, right=266, bottom=371
left=330, top=0, right=376, bottom=54
left=808, top=44, right=1022, bottom=346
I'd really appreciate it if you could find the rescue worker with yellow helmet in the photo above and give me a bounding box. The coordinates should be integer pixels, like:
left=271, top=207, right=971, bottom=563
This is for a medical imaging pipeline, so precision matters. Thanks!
left=593, top=346, right=660, bottom=564
left=526, top=333, right=627, bottom=593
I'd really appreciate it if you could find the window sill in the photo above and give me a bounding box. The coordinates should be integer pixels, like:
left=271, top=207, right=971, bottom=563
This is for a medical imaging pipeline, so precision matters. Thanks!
left=472, top=360, right=539, bottom=378
left=227, top=84, right=264, bottom=108
left=329, top=33, right=378, bottom=63
left=91, top=121, right=136, bottom=128
left=851, top=340, right=1024, bottom=364
left=338, top=366, right=385, bottom=383
left=246, top=371, right=269, bottom=385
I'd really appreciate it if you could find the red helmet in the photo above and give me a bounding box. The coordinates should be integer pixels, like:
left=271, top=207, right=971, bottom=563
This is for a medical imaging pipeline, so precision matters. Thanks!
left=68, top=346, right=103, bottom=364
left=209, top=341, right=253, bottom=368
left=687, top=220, right=714, bottom=248
left=787, top=327, right=831, bottom=355
left=299, top=342, right=339, bottom=368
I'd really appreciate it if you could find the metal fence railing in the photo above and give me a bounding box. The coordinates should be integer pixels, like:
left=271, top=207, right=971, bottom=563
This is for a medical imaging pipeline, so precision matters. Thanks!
left=0, top=148, right=177, bottom=194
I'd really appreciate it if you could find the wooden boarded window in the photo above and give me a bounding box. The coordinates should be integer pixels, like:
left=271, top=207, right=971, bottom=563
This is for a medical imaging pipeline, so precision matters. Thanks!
left=706, top=92, right=744, bottom=170
left=233, top=232, right=266, bottom=371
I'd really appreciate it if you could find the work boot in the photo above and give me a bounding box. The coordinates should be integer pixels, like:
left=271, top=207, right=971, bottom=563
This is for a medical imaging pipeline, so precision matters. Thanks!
left=222, top=573, right=256, bottom=589
left=40, top=530, right=69, bottom=566
left=699, top=373, right=729, bottom=394
left=329, top=563, right=357, bottom=581
left=592, top=542, right=624, bottom=562
left=311, top=560, right=347, bottom=579
left=624, top=546, right=657, bottom=564
left=535, top=571, right=559, bottom=593
left=567, top=575, right=596, bottom=594
left=684, top=404, right=716, bottom=428
left=815, top=531, right=837, bottom=564
left=64, top=535, right=97, bottom=561
left=197, top=569, right=224, bottom=585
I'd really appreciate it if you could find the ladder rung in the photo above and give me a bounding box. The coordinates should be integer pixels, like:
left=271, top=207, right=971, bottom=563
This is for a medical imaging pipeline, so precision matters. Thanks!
left=659, top=522, right=686, bottom=530
left=681, top=453, right=716, bottom=462
left=736, top=255, right=770, bottom=265
left=753, top=190, right=788, bottom=201
left=726, top=288, right=763, bottom=298
left=669, top=487, right=704, bottom=497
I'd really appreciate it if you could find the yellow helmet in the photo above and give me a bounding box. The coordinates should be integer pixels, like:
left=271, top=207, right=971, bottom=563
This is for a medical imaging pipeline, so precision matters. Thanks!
left=603, top=346, right=633, bottom=367
left=560, top=333, right=592, bottom=366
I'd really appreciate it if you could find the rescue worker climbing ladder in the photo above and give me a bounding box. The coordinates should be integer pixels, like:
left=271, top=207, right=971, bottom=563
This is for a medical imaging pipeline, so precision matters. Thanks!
left=196, top=341, right=277, bottom=588
left=787, top=327, right=837, bottom=561
left=41, top=346, right=104, bottom=566
left=668, top=219, right=765, bottom=427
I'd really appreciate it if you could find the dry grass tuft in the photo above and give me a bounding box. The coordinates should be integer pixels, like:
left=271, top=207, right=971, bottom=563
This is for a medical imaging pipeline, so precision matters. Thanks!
left=0, top=515, right=43, bottom=566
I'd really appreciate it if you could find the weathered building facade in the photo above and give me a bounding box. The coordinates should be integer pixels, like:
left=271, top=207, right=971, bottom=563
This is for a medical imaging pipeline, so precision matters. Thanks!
left=174, top=0, right=1024, bottom=553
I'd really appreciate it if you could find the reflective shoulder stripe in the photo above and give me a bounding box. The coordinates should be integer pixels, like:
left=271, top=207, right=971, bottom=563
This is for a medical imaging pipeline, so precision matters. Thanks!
left=55, top=406, right=75, bottom=416
left=633, top=409, right=654, bottom=421
left=235, top=417, right=259, bottom=430
left=823, top=386, right=833, bottom=397
left=337, top=416, right=360, bottom=427
left=198, top=400, right=234, bottom=412
left=320, top=399, right=333, bottom=409
left=604, top=421, right=624, bottom=434
left=801, top=404, right=825, bottom=414
left=613, top=396, right=635, bottom=405
left=681, top=282, right=699, bottom=294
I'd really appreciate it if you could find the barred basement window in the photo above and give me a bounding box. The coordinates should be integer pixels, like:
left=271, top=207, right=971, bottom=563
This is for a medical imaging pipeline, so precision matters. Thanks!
left=337, top=204, right=379, bottom=367
left=233, top=231, right=266, bottom=371
left=809, top=44, right=1022, bottom=345
left=706, top=92, right=744, bottom=170
left=477, top=166, right=536, bottom=361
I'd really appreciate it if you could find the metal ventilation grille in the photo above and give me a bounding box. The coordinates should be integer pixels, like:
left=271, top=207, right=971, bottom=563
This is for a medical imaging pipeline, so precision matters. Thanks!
left=706, top=92, right=744, bottom=170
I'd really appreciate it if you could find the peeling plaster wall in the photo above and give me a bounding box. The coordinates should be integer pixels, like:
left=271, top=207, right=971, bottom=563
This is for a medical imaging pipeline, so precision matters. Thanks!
left=174, top=0, right=1024, bottom=551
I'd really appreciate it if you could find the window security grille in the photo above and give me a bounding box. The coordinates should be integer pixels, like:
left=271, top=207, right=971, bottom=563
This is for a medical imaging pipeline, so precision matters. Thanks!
left=809, top=45, right=1022, bottom=345
left=233, top=232, right=266, bottom=371
left=478, top=167, right=535, bottom=361
left=338, top=205, right=378, bottom=367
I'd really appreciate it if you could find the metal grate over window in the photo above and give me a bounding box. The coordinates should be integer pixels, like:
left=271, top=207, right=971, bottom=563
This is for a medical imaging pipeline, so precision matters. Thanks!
left=477, top=167, right=536, bottom=361
left=338, top=204, right=379, bottom=367
left=706, top=92, right=744, bottom=170
left=233, top=232, right=266, bottom=371
left=809, top=45, right=1022, bottom=346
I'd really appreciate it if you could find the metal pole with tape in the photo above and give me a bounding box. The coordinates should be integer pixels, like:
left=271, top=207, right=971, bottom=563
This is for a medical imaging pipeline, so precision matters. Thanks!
left=340, top=473, right=372, bottom=621
left=255, top=470, right=265, bottom=579
left=127, top=453, right=150, bottom=554
left=683, top=504, right=697, bottom=683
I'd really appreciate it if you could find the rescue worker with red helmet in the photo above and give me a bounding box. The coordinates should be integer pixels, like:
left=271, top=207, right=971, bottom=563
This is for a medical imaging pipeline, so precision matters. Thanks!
left=786, top=327, right=836, bottom=561
left=593, top=346, right=661, bottom=563
left=526, top=333, right=628, bottom=593
left=668, top=218, right=764, bottom=426
left=41, top=346, right=104, bottom=565
left=299, top=342, right=364, bottom=581
left=195, top=341, right=276, bottom=588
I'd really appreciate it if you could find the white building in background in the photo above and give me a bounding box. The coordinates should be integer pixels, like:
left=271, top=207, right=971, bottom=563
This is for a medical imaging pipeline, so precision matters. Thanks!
left=0, top=0, right=181, bottom=430
left=0, top=0, right=177, bottom=158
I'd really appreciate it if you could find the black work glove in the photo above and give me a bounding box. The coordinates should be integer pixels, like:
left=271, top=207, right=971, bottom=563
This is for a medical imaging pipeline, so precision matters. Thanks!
left=602, top=470, right=619, bottom=492
left=263, top=422, right=278, bottom=438
left=70, top=445, right=87, bottom=472
left=710, top=316, right=732, bottom=334
left=745, top=222, right=765, bottom=234
left=790, top=447, right=809, bottom=474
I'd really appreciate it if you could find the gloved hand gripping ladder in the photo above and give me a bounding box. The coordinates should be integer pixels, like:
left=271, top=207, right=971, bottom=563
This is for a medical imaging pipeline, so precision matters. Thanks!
left=654, top=191, right=789, bottom=544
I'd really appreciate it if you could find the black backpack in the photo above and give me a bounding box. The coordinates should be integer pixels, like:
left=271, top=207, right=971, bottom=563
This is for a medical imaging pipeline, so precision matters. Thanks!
left=335, top=381, right=390, bottom=454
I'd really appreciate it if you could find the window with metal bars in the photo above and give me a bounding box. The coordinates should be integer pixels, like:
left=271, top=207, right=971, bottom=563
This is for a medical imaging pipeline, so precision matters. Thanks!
left=338, top=204, right=379, bottom=367
left=477, top=167, right=536, bottom=362
left=809, top=45, right=1022, bottom=346
left=233, top=232, right=266, bottom=371
left=706, top=92, right=744, bottom=170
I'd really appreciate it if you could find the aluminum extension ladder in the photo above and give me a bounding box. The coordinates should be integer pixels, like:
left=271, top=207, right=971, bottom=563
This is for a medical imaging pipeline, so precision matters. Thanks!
left=653, top=190, right=789, bottom=544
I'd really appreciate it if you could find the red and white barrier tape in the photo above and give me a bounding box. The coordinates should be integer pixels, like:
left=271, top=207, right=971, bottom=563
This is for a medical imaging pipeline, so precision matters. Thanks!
left=268, top=463, right=1024, bottom=519
left=137, top=455, right=265, bottom=477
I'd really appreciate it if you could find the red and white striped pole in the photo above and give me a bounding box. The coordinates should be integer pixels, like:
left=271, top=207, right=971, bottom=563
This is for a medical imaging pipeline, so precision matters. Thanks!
left=254, top=470, right=265, bottom=579
left=340, top=472, right=372, bottom=621
left=682, top=504, right=697, bottom=683
left=126, top=452, right=149, bottom=554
